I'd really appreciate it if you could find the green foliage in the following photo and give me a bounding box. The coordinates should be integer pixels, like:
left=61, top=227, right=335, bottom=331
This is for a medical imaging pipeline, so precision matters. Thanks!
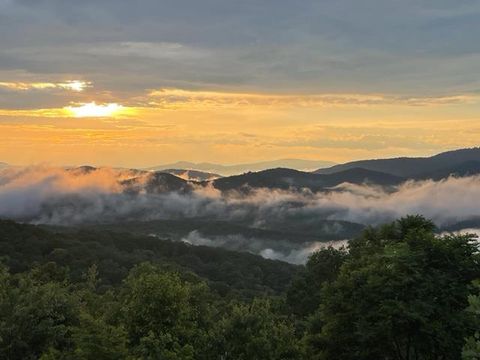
left=214, top=299, right=303, bottom=360
left=68, top=312, right=129, bottom=360
left=0, top=267, right=78, bottom=360
left=121, top=263, right=211, bottom=359
left=287, top=247, right=347, bottom=317
left=306, top=216, right=480, bottom=360
left=463, top=282, right=480, bottom=360
left=0, top=220, right=298, bottom=299
left=0, top=216, right=479, bottom=360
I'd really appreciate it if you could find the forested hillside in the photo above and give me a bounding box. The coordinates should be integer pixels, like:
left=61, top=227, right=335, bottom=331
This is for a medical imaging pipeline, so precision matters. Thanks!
left=0, top=216, right=479, bottom=359
left=0, top=220, right=297, bottom=298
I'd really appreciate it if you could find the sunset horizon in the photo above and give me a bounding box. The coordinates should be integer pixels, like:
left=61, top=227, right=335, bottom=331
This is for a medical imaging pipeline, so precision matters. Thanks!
left=1, top=1, right=480, bottom=358
left=2, top=1, right=480, bottom=167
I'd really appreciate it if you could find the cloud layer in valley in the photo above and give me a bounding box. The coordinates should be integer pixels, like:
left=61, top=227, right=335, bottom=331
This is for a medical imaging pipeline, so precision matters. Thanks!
left=1, top=166, right=480, bottom=263
left=2, top=166, right=480, bottom=226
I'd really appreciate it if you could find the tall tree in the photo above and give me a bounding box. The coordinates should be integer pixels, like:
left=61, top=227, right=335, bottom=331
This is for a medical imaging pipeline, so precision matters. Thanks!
left=0, top=266, right=78, bottom=360
left=215, top=298, right=303, bottom=360
left=287, top=247, right=347, bottom=317
left=307, top=216, right=480, bottom=360
left=121, top=263, right=212, bottom=360
left=463, top=281, right=480, bottom=360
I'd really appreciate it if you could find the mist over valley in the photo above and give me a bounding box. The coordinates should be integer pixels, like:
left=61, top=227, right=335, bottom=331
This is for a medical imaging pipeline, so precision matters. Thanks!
left=2, top=148, right=480, bottom=264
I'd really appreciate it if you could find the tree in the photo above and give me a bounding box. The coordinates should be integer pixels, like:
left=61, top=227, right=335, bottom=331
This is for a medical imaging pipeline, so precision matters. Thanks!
left=0, top=268, right=78, bottom=360
left=215, top=298, right=303, bottom=360
left=69, top=312, right=128, bottom=360
left=287, top=247, right=347, bottom=317
left=463, top=282, right=480, bottom=360
left=307, top=216, right=480, bottom=360
left=121, top=263, right=211, bottom=359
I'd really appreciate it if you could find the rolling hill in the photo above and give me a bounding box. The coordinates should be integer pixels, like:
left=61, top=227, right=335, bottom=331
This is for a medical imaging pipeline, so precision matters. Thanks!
left=79, top=217, right=364, bottom=254
left=212, top=167, right=404, bottom=192
left=121, top=171, right=193, bottom=194
left=314, top=147, right=480, bottom=178
left=64, top=148, right=480, bottom=196
left=414, top=160, right=480, bottom=180
left=0, top=219, right=298, bottom=297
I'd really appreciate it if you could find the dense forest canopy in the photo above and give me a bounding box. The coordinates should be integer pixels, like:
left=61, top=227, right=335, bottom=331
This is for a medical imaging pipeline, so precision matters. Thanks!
left=0, top=216, right=479, bottom=359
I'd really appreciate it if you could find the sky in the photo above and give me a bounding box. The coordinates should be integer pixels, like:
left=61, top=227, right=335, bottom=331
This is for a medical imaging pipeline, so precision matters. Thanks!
left=1, top=0, right=480, bottom=168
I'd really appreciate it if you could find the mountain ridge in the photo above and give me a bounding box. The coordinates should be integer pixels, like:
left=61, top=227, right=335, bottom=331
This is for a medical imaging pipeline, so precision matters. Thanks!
left=147, top=159, right=336, bottom=176
left=314, top=147, right=480, bottom=177
left=161, top=169, right=222, bottom=181
left=212, top=167, right=404, bottom=192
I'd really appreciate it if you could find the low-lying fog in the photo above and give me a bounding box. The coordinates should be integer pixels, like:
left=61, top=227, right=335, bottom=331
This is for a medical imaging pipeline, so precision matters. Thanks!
left=1, top=166, right=479, bottom=263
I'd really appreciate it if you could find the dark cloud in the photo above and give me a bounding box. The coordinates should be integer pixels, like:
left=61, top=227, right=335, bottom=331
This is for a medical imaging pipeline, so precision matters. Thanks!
left=1, top=0, right=480, bottom=96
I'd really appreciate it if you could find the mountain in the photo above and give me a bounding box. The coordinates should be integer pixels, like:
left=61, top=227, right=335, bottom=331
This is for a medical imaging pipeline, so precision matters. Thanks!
left=87, top=218, right=364, bottom=244
left=161, top=169, right=222, bottom=181
left=440, top=217, right=480, bottom=232
left=80, top=217, right=364, bottom=261
left=414, top=160, right=480, bottom=180
left=147, top=159, right=336, bottom=176
left=66, top=165, right=99, bottom=175
left=0, top=220, right=298, bottom=297
left=314, top=147, right=480, bottom=178
left=212, top=167, right=404, bottom=192
left=122, top=171, right=193, bottom=194
left=0, top=162, right=8, bottom=169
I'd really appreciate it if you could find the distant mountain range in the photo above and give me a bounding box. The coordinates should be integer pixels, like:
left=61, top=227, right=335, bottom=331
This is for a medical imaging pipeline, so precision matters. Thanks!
left=213, top=148, right=480, bottom=192
left=314, top=148, right=480, bottom=178
left=62, top=148, right=480, bottom=194
left=5, top=147, right=479, bottom=196
left=59, top=166, right=405, bottom=195
left=146, top=148, right=480, bottom=183
left=212, top=167, right=404, bottom=192
left=0, top=162, right=8, bottom=169
left=147, top=159, right=336, bottom=176
left=3, top=148, right=480, bottom=260
left=161, top=169, right=222, bottom=181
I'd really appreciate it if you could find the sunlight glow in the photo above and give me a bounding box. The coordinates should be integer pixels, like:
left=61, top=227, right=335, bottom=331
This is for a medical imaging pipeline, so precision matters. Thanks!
left=65, top=102, right=125, bottom=117
left=58, top=80, right=90, bottom=92
left=0, top=80, right=90, bottom=92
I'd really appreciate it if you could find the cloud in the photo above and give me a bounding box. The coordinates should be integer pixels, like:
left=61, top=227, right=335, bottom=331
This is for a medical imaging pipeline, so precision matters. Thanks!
left=2, top=86, right=476, bottom=114
left=85, top=42, right=209, bottom=61
left=181, top=229, right=348, bottom=264
left=1, top=166, right=480, bottom=227
left=260, top=240, right=349, bottom=264
left=1, top=166, right=480, bottom=262
left=65, top=102, right=131, bottom=118
left=441, top=228, right=480, bottom=239
left=0, top=78, right=94, bottom=110
left=147, top=89, right=478, bottom=109
left=0, top=80, right=90, bottom=92
left=2, top=0, right=480, bottom=96
left=0, top=102, right=135, bottom=118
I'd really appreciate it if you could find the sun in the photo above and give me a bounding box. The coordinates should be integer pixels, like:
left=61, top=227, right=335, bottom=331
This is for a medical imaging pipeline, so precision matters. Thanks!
left=65, top=102, right=125, bottom=118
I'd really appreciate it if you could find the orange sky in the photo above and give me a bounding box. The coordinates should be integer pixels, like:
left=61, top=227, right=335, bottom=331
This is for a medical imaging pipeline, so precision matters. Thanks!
left=2, top=1, right=480, bottom=167
left=1, top=84, right=480, bottom=167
